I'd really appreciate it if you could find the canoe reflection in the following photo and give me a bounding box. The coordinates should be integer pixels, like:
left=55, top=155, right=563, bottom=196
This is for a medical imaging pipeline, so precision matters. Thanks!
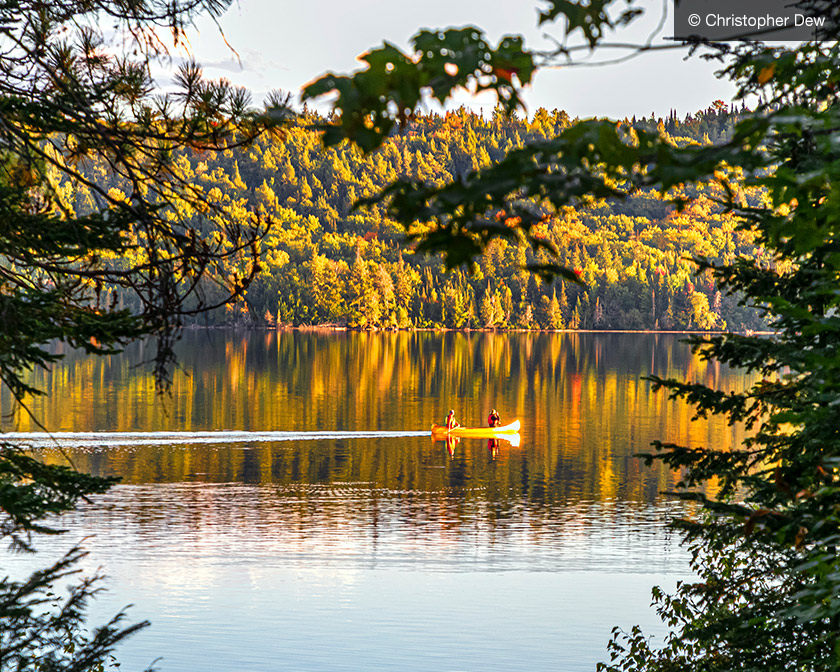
left=446, top=434, right=460, bottom=457
left=437, top=432, right=521, bottom=458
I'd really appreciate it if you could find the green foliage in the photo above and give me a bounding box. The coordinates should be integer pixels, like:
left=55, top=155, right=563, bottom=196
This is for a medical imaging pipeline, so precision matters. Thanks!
left=0, top=439, right=147, bottom=671
left=1, top=550, right=147, bottom=672
left=598, top=38, right=840, bottom=670
left=0, top=1, right=289, bottom=670
left=73, top=104, right=762, bottom=332
left=538, top=0, right=643, bottom=47
left=0, top=450, right=118, bottom=549
left=299, top=2, right=840, bottom=670
left=303, top=28, right=534, bottom=152
left=0, top=0, right=289, bottom=398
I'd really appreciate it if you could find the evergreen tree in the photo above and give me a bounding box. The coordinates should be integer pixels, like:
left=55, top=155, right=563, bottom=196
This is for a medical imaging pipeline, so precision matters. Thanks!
left=0, top=0, right=287, bottom=669
left=299, top=2, right=840, bottom=669
left=547, top=289, right=564, bottom=330
left=479, top=283, right=504, bottom=327
left=558, top=283, right=569, bottom=322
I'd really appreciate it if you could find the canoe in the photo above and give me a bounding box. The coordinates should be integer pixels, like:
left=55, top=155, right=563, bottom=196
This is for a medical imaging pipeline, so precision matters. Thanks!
left=430, top=419, right=521, bottom=437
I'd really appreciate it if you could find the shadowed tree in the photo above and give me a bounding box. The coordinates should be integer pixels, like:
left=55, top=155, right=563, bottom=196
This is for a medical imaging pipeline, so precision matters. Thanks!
left=0, top=0, right=289, bottom=669
left=301, top=1, right=840, bottom=669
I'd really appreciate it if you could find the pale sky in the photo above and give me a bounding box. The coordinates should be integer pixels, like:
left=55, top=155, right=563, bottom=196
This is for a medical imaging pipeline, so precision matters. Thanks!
left=169, top=0, right=737, bottom=120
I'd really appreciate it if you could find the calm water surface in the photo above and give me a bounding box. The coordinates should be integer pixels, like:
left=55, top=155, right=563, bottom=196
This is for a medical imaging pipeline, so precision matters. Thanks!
left=1, top=332, right=749, bottom=671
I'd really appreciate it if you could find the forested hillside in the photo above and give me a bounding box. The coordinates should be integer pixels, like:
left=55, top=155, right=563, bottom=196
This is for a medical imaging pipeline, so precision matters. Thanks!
left=62, top=102, right=768, bottom=331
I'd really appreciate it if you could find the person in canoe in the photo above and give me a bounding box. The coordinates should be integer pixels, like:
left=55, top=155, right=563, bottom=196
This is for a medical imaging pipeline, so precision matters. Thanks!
left=445, top=409, right=460, bottom=430
left=488, top=409, right=501, bottom=427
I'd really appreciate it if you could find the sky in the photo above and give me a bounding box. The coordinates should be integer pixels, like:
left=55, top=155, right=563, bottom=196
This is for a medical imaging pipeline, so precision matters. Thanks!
left=167, top=0, right=738, bottom=121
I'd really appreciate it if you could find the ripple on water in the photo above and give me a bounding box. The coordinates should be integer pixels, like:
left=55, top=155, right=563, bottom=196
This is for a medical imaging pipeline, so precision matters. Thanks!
left=41, top=483, right=691, bottom=575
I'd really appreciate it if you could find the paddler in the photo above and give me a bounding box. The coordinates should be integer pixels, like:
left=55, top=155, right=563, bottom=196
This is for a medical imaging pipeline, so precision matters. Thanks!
left=445, top=409, right=459, bottom=430
left=488, top=409, right=501, bottom=427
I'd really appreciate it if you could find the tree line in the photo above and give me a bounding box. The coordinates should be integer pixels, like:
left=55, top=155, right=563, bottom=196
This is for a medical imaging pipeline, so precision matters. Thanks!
left=59, top=102, right=767, bottom=332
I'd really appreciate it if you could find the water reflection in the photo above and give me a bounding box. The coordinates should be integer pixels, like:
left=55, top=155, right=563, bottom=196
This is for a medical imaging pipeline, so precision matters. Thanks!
left=0, top=332, right=746, bottom=672
left=58, top=481, right=686, bottom=573
left=2, top=332, right=747, bottom=505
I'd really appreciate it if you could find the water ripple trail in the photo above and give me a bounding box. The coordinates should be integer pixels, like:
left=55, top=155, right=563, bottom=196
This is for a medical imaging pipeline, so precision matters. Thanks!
left=1, top=430, right=428, bottom=448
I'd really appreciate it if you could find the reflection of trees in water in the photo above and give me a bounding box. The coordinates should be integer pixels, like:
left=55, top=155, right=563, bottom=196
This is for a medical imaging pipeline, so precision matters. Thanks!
left=59, top=482, right=688, bottom=574
left=5, top=332, right=749, bottom=506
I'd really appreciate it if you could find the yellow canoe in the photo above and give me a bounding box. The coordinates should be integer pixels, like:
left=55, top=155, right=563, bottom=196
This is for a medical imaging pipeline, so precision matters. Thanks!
left=430, top=419, right=521, bottom=438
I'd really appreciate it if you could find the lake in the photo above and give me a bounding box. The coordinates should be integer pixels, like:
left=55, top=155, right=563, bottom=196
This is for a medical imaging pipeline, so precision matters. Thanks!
left=0, top=331, right=748, bottom=671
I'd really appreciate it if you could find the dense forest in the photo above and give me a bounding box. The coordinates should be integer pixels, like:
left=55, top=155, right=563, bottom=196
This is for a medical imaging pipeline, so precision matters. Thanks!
left=59, top=102, right=768, bottom=331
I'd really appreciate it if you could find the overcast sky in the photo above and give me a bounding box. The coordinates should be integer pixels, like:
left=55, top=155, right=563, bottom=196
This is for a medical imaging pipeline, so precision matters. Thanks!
left=170, top=0, right=737, bottom=120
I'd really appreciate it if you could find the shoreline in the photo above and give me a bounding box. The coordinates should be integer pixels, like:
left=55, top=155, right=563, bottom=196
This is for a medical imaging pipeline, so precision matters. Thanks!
left=186, top=324, right=774, bottom=336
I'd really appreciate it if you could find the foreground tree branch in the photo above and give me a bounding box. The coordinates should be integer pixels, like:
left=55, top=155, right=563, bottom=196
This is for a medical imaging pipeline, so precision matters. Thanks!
left=302, top=1, right=840, bottom=668
left=0, top=2, right=290, bottom=669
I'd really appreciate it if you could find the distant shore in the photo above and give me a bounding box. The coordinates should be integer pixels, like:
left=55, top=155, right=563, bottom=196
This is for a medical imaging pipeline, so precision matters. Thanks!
left=186, top=323, right=773, bottom=336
